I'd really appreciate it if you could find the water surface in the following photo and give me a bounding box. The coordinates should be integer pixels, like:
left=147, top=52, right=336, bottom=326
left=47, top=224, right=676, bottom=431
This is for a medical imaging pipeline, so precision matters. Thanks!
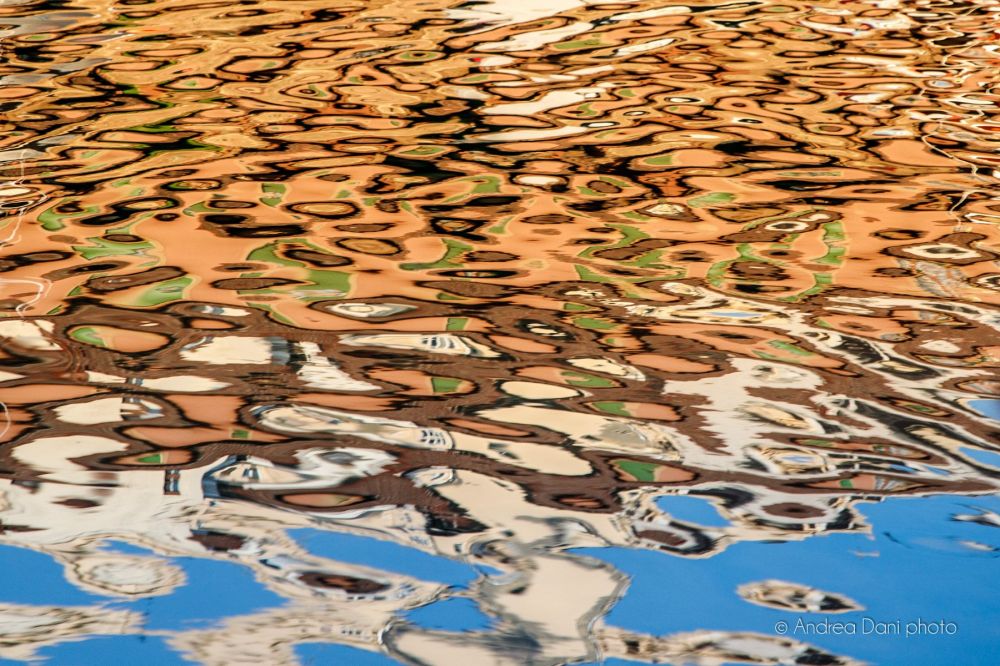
left=1, top=0, right=999, bottom=663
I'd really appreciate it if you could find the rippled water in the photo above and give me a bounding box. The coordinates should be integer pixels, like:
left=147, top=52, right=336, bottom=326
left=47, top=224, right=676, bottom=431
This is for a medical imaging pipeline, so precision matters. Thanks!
left=1, top=0, right=999, bottom=663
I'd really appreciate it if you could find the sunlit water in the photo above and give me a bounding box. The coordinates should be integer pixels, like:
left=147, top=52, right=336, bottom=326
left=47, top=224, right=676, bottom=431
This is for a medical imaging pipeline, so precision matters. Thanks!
left=0, top=0, right=999, bottom=663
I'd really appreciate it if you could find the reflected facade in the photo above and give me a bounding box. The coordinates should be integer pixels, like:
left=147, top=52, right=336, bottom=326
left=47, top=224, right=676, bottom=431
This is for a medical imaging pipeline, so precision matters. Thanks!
left=0, top=0, right=999, bottom=663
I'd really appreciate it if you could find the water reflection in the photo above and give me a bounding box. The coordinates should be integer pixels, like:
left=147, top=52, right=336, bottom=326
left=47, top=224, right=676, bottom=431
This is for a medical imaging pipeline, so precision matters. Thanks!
left=1, top=0, right=999, bottom=663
